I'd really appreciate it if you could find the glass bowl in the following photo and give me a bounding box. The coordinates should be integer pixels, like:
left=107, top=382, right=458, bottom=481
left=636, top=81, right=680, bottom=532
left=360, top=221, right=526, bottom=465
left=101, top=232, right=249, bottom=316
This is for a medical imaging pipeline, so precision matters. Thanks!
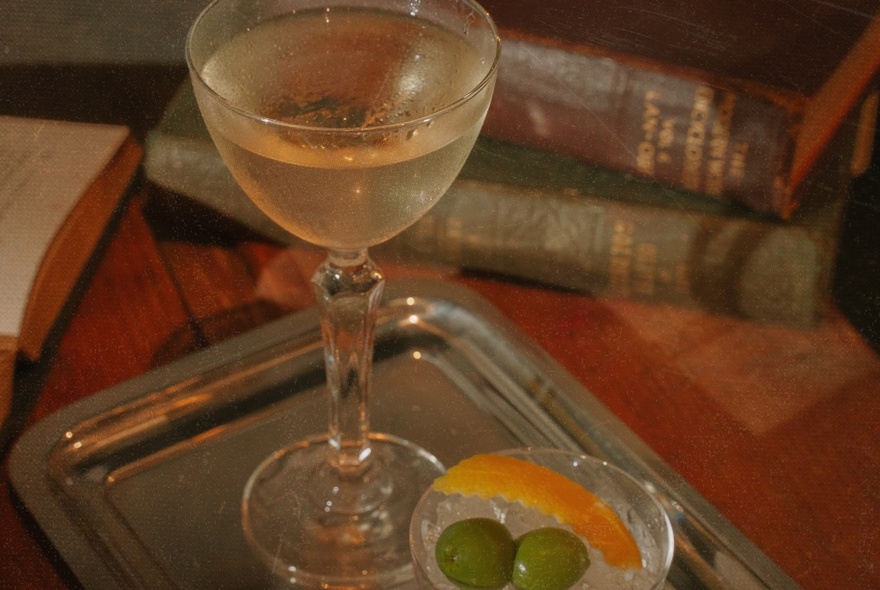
left=409, top=448, right=674, bottom=589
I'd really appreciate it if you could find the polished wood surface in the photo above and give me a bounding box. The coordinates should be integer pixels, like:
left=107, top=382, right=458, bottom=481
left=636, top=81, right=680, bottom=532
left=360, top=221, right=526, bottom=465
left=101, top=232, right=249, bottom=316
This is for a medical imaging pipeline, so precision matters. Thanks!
left=0, top=183, right=878, bottom=589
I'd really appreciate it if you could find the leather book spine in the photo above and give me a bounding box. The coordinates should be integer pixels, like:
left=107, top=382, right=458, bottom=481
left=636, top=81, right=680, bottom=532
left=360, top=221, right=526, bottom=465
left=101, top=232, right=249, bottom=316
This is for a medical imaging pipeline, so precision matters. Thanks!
left=484, top=34, right=806, bottom=218
left=385, top=177, right=829, bottom=327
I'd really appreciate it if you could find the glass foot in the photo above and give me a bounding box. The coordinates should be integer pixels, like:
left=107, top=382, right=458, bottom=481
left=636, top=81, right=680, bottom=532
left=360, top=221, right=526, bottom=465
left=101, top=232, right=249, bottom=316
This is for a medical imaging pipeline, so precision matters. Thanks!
left=242, top=433, right=444, bottom=588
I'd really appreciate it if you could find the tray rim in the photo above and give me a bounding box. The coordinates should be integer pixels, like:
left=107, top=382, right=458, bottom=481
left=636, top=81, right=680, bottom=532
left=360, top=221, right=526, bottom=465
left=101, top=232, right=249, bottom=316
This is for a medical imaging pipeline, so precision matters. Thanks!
left=9, top=278, right=799, bottom=589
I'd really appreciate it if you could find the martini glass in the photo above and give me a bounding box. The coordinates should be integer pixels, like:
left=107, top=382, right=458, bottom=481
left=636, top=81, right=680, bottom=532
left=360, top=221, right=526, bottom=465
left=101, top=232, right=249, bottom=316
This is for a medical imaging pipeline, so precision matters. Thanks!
left=186, top=0, right=499, bottom=587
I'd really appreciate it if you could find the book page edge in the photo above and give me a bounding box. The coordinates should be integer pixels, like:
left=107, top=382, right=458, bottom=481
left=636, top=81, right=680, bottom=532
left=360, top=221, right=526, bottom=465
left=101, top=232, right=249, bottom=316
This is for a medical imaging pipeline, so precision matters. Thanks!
left=17, top=137, right=142, bottom=360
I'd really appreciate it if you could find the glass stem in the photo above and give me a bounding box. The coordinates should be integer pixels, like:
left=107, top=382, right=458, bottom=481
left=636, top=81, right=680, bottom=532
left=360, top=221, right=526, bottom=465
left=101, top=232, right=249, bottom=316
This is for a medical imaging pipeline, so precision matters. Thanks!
left=312, top=248, right=384, bottom=478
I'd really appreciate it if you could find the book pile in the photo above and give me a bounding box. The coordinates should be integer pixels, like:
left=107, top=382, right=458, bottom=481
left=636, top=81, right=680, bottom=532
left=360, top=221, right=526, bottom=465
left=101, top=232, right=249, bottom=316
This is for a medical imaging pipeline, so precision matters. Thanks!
left=144, top=1, right=880, bottom=328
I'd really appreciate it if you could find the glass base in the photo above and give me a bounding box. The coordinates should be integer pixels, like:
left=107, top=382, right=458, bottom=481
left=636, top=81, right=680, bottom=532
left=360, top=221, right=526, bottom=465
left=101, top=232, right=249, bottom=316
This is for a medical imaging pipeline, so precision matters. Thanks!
left=242, top=433, right=444, bottom=588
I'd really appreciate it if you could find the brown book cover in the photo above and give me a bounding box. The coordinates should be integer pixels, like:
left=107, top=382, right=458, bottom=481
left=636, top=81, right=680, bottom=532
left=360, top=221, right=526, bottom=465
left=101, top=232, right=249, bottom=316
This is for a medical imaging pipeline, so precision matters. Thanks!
left=0, top=117, right=142, bottom=422
left=478, top=0, right=880, bottom=218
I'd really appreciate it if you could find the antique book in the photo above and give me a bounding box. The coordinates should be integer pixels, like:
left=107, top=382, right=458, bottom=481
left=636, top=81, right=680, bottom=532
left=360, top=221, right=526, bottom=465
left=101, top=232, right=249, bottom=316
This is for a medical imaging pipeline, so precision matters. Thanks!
left=0, top=117, right=142, bottom=421
left=143, top=85, right=875, bottom=327
left=477, top=0, right=880, bottom=219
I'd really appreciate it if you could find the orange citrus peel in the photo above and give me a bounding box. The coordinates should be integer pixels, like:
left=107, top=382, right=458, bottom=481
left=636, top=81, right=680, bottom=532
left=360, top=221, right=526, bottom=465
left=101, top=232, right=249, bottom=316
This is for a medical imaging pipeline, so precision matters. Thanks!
left=431, top=453, right=642, bottom=569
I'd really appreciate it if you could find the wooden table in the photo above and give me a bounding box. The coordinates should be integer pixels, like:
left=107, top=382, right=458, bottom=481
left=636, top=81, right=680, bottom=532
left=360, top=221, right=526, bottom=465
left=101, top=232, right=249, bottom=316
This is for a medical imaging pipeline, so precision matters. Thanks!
left=1, top=178, right=878, bottom=589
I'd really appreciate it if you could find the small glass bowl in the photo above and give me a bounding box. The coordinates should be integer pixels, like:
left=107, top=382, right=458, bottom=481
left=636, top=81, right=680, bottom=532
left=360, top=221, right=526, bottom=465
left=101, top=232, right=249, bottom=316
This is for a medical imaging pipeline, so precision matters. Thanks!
left=409, top=448, right=674, bottom=589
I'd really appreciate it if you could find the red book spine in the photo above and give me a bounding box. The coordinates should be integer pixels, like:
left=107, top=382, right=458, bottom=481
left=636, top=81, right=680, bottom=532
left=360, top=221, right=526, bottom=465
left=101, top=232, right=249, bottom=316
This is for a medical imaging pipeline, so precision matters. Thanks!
left=484, top=33, right=807, bottom=218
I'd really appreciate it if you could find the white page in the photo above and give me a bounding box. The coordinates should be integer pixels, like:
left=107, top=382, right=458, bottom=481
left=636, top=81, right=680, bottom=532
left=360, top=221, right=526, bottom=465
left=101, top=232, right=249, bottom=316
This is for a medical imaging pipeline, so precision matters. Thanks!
left=0, top=116, right=128, bottom=337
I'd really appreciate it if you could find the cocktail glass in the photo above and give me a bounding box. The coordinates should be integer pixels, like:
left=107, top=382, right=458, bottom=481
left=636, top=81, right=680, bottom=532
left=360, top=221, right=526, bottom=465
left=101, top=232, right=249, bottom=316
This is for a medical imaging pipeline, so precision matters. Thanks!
left=185, top=0, right=499, bottom=587
left=409, top=448, right=675, bottom=589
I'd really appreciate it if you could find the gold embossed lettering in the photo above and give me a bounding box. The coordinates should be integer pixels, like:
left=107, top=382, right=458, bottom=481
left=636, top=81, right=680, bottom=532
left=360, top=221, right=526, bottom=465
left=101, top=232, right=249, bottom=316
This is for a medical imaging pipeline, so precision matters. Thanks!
left=609, top=220, right=634, bottom=296
left=682, top=85, right=713, bottom=191
left=730, top=142, right=749, bottom=180
left=704, top=92, right=737, bottom=195
left=637, top=91, right=661, bottom=174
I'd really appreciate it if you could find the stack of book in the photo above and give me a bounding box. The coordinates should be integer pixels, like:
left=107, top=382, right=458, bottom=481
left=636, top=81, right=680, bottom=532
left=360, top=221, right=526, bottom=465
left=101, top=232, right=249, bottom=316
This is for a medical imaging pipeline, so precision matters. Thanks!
left=144, top=1, right=880, bottom=328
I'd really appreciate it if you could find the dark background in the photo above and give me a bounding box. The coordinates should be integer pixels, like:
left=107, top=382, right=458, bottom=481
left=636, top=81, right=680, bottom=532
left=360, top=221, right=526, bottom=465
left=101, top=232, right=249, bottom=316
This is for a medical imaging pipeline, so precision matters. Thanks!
left=2, top=0, right=879, bottom=350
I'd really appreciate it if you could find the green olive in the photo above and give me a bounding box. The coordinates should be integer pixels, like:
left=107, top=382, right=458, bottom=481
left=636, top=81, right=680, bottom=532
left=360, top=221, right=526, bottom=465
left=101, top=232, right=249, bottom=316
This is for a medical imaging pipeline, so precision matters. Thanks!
left=435, top=518, right=516, bottom=589
left=512, top=528, right=590, bottom=590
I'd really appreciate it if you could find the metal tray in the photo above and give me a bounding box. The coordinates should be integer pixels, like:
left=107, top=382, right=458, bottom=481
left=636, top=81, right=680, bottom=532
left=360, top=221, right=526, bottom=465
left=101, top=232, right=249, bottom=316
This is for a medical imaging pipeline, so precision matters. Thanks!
left=9, top=279, right=798, bottom=589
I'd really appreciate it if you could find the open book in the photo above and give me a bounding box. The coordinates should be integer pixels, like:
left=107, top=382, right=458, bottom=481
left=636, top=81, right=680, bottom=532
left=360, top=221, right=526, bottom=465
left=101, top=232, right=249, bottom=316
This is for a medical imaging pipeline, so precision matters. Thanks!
left=0, top=117, right=142, bottom=422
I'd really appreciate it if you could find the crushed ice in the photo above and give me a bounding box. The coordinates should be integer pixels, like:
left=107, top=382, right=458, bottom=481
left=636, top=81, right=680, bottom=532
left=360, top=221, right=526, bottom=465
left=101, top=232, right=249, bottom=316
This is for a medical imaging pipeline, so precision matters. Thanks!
left=417, top=494, right=659, bottom=589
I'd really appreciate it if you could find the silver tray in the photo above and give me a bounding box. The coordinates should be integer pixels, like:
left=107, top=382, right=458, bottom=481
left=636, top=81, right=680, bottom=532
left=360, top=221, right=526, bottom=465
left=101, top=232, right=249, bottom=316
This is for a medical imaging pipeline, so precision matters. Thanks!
left=9, top=279, right=798, bottom=589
